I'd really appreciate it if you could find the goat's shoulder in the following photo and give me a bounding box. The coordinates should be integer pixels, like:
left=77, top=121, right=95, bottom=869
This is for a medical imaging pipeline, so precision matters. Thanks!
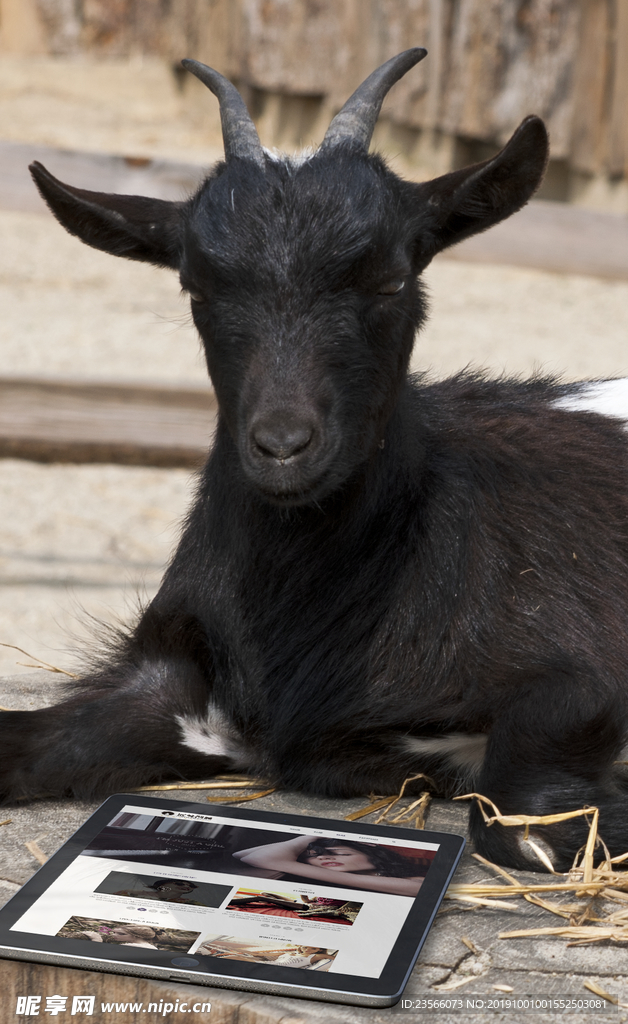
left=402, top=372, right=628, bottom=547
left=410, top=371, right=628, bottom=461
left=413, top=370, right=628, bottom=418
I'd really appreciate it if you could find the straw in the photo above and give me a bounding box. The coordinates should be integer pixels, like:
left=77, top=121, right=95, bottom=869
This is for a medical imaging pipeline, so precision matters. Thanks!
left=131, top=780, right=267, bottom=792
left=0, top=643, right=78, bottom=678
left=25, top=840, right=47, bottom=865
left=583, top=981, right=618, bottom=1005
left=345, top=797, right=398, bottom=821
left=345, top=774, right=434, bottom=828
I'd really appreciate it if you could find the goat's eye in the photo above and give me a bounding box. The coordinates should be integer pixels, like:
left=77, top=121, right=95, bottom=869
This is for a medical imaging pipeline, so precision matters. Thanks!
left=378, top=278, right=405, bottom=296
left=188, top=290, right=205, bottom=304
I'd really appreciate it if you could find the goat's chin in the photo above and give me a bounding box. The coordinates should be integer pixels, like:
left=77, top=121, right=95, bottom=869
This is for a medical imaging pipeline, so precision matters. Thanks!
left=254, top=477, right=336, bottom=508
left=247, top=463, right=350, bottom=508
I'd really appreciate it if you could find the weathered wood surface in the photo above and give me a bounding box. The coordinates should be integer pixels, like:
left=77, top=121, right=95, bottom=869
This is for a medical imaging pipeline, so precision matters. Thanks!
left=0, top=378, right=216, bottom=467
left=6, top=0, right=628, bottom=179
left=0, top=959, right=320, bottom=1024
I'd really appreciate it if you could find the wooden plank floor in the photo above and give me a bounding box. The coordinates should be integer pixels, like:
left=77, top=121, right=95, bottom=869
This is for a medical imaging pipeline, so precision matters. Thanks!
left=0, top=378, right=217, bottom=467
left=0, top=957, right=321, bottom=1024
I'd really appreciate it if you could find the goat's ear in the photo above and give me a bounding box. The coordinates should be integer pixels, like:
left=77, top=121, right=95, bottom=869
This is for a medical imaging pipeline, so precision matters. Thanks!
left=29, top=162, right=183, bottom=269
left=413, top=116, right=549, bottom=259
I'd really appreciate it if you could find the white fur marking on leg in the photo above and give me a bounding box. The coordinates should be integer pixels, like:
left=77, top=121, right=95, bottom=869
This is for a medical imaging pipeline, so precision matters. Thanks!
left=176, top=705, right=251, bottom=766
left=403, top=732, right=488, bottom=780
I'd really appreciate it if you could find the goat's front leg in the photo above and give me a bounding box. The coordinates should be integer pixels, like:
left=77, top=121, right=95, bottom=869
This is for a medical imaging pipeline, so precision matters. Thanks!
left=0, top=658, right=250, bottom=803
left=469, top=669, right=628, bottom=871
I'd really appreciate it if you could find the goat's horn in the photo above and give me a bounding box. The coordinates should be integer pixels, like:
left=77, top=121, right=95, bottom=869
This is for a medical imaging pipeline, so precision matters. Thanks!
left=320, top=48, right=427, bottom=153
left=181, top=59, right=265, bottom=169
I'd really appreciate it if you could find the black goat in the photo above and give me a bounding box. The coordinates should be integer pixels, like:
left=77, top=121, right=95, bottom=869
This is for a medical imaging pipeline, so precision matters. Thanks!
left=4, top=49, right=628, bottom=872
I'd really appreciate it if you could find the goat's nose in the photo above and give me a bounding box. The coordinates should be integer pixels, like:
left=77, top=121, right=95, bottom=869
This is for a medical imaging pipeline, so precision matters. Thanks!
left=252, top=419, right=314, bottom=462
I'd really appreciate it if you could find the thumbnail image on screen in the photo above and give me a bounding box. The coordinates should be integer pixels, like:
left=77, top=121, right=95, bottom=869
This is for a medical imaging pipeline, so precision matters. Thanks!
left=56, top=916, right=200, bottom=953
left=226, top=887, right=362, bottom=924
left=94, top=870, right=231, bottom=908
left=197, top=934, right=338, bottom=971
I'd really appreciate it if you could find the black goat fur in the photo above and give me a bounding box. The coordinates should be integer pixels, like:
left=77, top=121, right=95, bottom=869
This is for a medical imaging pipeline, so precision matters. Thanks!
left=4, top=74, right=628, bottom=872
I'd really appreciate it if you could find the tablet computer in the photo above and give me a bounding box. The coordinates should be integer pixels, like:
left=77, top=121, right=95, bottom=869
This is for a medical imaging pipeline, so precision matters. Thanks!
left=0, top=794, right=464, bottom=1007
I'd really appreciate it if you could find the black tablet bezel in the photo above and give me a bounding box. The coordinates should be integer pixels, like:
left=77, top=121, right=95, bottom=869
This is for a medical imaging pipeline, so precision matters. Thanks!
left=0, top=794, right=465, bottom=1006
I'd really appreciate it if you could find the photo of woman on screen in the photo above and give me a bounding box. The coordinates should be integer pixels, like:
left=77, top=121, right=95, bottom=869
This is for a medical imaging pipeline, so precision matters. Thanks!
left=232, top=835, right=425, bottom=896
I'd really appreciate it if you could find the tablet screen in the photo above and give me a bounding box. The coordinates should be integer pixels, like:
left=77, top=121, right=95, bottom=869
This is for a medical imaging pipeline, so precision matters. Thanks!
left=11, top=802, right=441, bottom=979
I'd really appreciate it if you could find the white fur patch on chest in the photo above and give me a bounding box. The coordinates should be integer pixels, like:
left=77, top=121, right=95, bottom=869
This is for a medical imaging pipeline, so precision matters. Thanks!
left=403, top=732, right=488, bottom=781
left=552, top=379, right=628, bottom=420
left=176, top=704, right=253, bottom=767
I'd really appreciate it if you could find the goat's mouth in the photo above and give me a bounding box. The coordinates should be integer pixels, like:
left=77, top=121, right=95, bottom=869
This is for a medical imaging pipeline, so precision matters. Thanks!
left=242, top=448, right=347, bottom=507
left=262, top=487, right=324, bottom=508
left=252, top=465, right=338, bottom=507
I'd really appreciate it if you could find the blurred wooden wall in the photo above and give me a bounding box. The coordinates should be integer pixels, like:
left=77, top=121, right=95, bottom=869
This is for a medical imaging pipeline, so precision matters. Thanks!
left=1, top=0, right=628, bottom=193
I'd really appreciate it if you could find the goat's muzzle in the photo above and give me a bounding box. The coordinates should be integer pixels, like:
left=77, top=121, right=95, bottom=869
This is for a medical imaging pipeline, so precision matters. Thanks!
left=251, top=415, right=314, bottom=464
left=242, top=409, right=339, bottom=504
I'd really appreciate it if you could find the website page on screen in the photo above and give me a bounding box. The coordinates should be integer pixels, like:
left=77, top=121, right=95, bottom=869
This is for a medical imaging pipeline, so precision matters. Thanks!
left=12, top=805, right=440, bottom=978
